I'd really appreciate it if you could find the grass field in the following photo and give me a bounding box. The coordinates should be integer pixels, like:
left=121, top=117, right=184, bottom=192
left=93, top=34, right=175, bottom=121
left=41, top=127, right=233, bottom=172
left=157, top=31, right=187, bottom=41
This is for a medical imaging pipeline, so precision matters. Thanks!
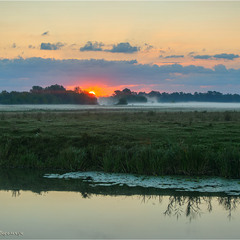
left=0, top=110, right=240, bottom=178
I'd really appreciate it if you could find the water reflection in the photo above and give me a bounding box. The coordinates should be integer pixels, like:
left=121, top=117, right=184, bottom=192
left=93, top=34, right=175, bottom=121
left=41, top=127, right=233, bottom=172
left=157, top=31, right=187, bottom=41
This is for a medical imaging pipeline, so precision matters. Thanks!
left=139, top=194, right=240, bottom=221
left=164, top=195, right=240, bottom=220
left=2, top=169, right=239, bottom=221
left=11, top=190, right=21, bottom=198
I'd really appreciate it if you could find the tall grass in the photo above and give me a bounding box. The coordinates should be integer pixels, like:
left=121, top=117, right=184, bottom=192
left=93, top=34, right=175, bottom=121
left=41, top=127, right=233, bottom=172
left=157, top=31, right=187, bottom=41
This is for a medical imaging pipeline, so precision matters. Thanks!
left=0, top=137, right=239, bottom=178
left=0, top=110, right=240, bottom=178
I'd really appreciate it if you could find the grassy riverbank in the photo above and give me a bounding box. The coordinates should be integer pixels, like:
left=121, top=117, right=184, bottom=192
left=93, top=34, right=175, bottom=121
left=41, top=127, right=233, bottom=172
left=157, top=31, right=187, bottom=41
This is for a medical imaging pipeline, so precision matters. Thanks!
left=0, top=110, right=240, bottom=178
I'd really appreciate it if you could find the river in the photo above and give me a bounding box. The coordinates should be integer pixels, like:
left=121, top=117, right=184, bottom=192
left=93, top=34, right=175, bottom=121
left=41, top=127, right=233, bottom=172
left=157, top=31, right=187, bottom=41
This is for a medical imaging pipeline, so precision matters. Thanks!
left=0, top=170, right=239, bottom=239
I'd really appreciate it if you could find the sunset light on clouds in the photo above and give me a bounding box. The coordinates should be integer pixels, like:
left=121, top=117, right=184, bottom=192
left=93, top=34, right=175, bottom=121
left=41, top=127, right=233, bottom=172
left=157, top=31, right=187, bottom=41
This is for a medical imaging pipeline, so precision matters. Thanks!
left=1, top=1, right=240, bottom=95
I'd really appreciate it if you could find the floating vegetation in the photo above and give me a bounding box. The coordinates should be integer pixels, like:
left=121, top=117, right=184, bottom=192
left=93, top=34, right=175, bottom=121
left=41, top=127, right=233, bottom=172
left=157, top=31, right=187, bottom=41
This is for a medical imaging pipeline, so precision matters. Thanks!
left=44, top=171, right=240, bottom=196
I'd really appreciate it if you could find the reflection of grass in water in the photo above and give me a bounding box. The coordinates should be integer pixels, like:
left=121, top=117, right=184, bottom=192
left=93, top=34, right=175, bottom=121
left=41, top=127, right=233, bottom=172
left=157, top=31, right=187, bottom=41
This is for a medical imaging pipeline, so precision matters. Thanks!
left=163, top=195, right=240, bottom=221
left=0, top=111, right=240, bottom=177
left=1, top=169, right=239, bottom=220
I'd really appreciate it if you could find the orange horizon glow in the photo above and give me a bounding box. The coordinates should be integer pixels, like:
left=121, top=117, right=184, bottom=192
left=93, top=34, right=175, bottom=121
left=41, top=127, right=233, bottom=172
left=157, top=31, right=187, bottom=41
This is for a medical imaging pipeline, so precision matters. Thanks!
left=67, top=84, right=140, bottom=97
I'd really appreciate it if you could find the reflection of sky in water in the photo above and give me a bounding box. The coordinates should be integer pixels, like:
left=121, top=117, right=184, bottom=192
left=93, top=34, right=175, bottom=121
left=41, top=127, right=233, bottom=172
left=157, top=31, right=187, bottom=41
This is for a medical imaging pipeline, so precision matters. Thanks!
left=0, top=190, right=240, bottom=239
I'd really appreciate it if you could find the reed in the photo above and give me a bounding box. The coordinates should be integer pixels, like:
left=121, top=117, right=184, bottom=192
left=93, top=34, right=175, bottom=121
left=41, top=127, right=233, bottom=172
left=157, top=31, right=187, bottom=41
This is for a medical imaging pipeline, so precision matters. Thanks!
left=0, top=110, right=240, bottom=178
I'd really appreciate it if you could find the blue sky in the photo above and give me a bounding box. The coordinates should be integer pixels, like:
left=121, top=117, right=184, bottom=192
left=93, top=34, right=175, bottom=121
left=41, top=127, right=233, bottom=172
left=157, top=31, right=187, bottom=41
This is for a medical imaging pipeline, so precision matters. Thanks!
left=1, top=1, right=240, bottom=95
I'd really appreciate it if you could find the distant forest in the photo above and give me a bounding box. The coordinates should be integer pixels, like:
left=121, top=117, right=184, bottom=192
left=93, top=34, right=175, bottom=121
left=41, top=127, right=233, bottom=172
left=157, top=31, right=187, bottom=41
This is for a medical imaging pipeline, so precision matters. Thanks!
left=1, top=85, right=240, bottom=105
left=0, top=85, right=97, bottom=104
left=111, top=88, right=240, bottom=104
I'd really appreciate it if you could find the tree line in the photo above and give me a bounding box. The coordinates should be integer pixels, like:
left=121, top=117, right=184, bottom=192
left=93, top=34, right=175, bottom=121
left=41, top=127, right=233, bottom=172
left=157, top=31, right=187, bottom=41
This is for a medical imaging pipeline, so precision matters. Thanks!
left=112, top=88, right=240, bottom=103
left=1, top=85, right=240, bottom=104
left=0, top=85, right=97, bottom=104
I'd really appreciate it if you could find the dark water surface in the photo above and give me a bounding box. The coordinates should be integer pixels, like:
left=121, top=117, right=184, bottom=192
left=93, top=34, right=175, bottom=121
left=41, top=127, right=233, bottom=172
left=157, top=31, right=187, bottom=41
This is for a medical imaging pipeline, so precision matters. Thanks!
left=0, top=169, right=240, bottom=239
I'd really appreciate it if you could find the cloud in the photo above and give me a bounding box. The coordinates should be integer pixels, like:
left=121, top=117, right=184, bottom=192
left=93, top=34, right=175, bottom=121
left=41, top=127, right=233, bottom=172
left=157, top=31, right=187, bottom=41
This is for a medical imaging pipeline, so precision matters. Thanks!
left=1, top=58, right=240, bottom=93
left=188, top=52, right=195, bottom=56
left=28, top=45, right=35, bottom=49
left=162, top=55, right=184, bottom=59
left=162, top=62, right=180, bottom=64
left=214, top=64, right=228, bottom=73
left=107, top=42, right=139, bottom=53
left=213, top=53, right=239, bottom=60
left=159, top=50, right=166, bottom=54
left=144, top=43, right=154, bottom=51
left=193, top=55, right=212, bottom=59
left=193, top=53, right=239, bottom=60
left=40, top=42, right=65, bottom=50
left=80, top=41, right=104, bottom=52
left=41, top=31, right=49, bottom=36
left=12, top=43, right=16, bottom=48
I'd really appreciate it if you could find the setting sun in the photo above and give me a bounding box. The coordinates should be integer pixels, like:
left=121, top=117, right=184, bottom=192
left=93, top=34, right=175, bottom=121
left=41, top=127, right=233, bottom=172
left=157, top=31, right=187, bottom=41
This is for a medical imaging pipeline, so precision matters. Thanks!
left=89, top=91, right=96, bottom=95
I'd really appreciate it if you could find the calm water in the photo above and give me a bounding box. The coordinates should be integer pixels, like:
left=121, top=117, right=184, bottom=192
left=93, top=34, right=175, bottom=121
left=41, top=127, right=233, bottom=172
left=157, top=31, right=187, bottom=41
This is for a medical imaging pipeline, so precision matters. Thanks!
left=0, top=170, right=240, bottom=239
left=0, top=102, right=240, bottom=112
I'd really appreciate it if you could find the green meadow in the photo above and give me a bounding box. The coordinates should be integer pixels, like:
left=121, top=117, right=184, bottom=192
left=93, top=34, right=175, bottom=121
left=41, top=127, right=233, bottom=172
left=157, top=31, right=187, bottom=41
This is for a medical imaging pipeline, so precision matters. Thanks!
left=0, top=110, right=240, bottom=178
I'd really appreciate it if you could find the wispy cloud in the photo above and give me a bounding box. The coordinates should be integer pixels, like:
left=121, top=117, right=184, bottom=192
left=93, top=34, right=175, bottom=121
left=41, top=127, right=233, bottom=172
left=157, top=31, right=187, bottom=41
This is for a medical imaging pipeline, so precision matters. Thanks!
left=188, top=52, right=195, bottom=56
left=193, top=55, right=212, bottom=59
left=41, top=31, right=49, bottom=36
left=161, top=55, right=184, bottom=59
left=193, top=53, right=239, bottom=60
left=143, top=43, right=154, bottom=51
left=28, top=45, right=35, bottom=49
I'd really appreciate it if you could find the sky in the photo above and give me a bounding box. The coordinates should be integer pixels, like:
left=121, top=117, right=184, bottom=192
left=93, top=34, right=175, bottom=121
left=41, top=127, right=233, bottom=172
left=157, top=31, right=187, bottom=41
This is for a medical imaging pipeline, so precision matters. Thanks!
left=1, top=1, right=240, bottom=96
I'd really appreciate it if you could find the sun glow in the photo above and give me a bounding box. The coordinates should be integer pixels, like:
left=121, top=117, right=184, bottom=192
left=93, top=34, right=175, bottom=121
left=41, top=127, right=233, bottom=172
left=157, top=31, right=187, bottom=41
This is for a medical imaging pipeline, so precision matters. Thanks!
left=85, top=85, right=114, bottom=97
left=89, top=91, right=96, bottom=95
left=67, top=83, right=141, bottom=97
